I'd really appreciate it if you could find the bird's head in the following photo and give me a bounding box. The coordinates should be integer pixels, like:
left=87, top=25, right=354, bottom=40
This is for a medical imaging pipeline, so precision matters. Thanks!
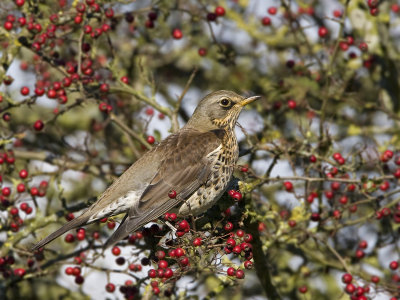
left=186, top=90, right=259, bottom=131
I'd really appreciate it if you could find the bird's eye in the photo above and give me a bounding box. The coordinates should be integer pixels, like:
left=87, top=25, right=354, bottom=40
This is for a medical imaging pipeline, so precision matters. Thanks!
left=219, top=98, right=231, bottom=107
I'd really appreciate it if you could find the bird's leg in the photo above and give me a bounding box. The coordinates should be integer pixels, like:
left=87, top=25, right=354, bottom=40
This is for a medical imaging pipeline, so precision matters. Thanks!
left=164, top=221, right=177, bottom=233
left=190, top=214, right=196, bottom=232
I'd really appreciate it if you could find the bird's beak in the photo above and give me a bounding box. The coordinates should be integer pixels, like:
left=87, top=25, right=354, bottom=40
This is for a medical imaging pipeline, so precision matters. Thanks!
left=239, top=95, right=260, bottom=107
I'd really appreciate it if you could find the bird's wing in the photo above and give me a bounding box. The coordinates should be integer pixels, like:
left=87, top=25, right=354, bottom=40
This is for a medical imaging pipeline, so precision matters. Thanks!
left=104, top=129, right=222, bottom=246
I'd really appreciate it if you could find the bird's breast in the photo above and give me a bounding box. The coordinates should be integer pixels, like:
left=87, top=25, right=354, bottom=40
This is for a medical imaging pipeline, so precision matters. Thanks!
left=179, top=135, right=239, bottom=215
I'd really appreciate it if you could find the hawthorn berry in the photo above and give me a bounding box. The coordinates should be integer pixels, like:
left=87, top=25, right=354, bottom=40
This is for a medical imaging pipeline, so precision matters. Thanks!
left=389, top=261, right=399, bottom=270
left=283, top=181, right=293, bottom=191
left=261, top=17, right=271, bottom=26
left=20, top=86, right=30, bottom=96
left=298, top=285, right=308, bottom=293
left=287, top=99, right=296, bottom=109
left=193, top=237, right=202, bottom=246
left=235, top=269, right=245, bottom=279
left=318, top=26, right=328, bottom=38
left=111, top=246, right=121, bottom=256
left=227, top=267, right=236, bottom=276
left=215, top=6, right=225, bottom=16
left=172, top=28, right=183, bottom=39
left=267, top=6, right=277, bottom=15
left=147, top=136, right=155, bottom=144
left=168, top=190, right=177, bottom=199
left=342, top=273, right=353, bottom=283
left=106, top=283, right=115, bottom=292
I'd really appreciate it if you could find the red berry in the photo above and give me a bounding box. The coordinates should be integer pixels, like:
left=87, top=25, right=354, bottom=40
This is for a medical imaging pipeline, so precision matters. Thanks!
left=310, top=212, right=320, bottom=222
left=164, top=268, right=173, bottom=278
left=147, top=136, right=155, bottom=144
left=332, top=152, right=342, bottom=160
left=4, top=21, right=13, bottom=31
left=232, top=191, right=242, bottom=201
left=19, top=202, right=28, bottom=211
left=198, top=48, right=207, bottom=56
left=298, top=285, right=308, bottom=293
left=72, top=266, right=81, bottom=276
left=215, top=6, right=225, bottom=16
left=227, top=267, right=236, bottom=276
left=111, top=246, right=121, bottom=256
left=370, top=7, right=379, bottom=16
left=389, top=261, right=399, bottom=270
left=65, top=234, right=75, bottom=243
left=318, top=26, right=328, bottom=38
left=47, top=89, right=57, bottom=98
left=309, top=155, right=317, bottom=163
left=30, top=187, right=38, bottom=196
left=355, top=249, right=365, bottom=259
left=267, top=6, right=277, bottom=15
left=105, top=8, right=114, bottom=18
left=33, top=120, right=44, bottom=131
left=179, top=256, right=189, bottom=266
left=168, top=190, right=177, bottom=199
left=15, top=0, right=25, bottom=7
left=13, top=268, right=26, bottom=277
left=10, top=207, right=18, bottom=216
left=359, top=42, right=368, bottom=52
left=244, top=260, right=253, bottom=269
left=392, top=4, right=400, bottom=13
left=172, top=28, right=183, bottom=39
left=100, top=83, right=109, bottom=93
left=17, top=183, right=25, bottom=193
left=106, top=283, right=115, bottom=292
left=65, top=267, right=74, bottom=275
left=224, top=222, right=233, bottom=231
left=175, top=248, right=185, bottom=257
left=371, top=275, right=380, bottom=283
left=120, top=76, right=129, bottom=84
left=347, top=184, right=356, bottom=191
left=342, top=273, right=353, bottom=284
left=261, top=17, right=271, bottom=26
left=178, top=220, right=189, bottom=231
left=2, top=187, right=11, bottom=196
left=18, top=17, right=26, bottom=26
left=345, top=283, right=355, bottom=294
left=235, top=269, right=245, bottom=279
left=193, top=237, right=202, bottom=246
left=358, top=240, right=368, bottom=249
left=236, top=229, right=245, bottom=237
left=367, top=0, right=379, bottom=8
left=158, top=260, right=168, bottom=269
left=283, top=181, right=293, bottom=191
left=287, top=99, right=296, bottom=109
left=380, top=181, right=390, bottom=191
left=226, top=238, right=236, bottom=248
left=339, top=196, right=348, bottom=205
left=20, top=169, right=29, bottom=179
left=333, top=10, right=343, bottom=18
left=20, top=86, right=30, bottom=96
left=244, top=233, right=253, bottom=243
left=148, top=269, right=157, bottom=278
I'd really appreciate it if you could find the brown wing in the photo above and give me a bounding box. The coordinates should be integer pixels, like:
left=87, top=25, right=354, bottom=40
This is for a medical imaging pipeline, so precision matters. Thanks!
left=104, top=128, right=222, bottom=247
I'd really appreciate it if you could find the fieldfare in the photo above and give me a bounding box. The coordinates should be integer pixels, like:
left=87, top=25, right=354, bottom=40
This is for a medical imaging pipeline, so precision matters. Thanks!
left=31, top=90, right=259, bottom=250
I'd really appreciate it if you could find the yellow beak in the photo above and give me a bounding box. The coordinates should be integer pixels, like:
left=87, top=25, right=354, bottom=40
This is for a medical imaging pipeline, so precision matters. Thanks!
left=239, top=95, right=260, bottom=107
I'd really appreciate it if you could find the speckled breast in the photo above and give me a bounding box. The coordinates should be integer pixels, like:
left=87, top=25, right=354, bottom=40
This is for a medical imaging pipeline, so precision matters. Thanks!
left=179, top=132, right=239, bottom=215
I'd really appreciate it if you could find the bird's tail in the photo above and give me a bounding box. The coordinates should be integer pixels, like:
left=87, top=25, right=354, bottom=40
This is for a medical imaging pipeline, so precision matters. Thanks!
left=30, top=214, right=90, bottom=251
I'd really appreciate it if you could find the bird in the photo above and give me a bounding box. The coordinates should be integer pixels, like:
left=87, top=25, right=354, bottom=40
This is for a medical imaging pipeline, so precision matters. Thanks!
left=31, top=90, right=259, bottom=251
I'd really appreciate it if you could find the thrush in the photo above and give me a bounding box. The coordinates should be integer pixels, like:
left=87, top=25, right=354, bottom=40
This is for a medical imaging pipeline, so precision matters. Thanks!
left=31, top=90, right=259, bottom=251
